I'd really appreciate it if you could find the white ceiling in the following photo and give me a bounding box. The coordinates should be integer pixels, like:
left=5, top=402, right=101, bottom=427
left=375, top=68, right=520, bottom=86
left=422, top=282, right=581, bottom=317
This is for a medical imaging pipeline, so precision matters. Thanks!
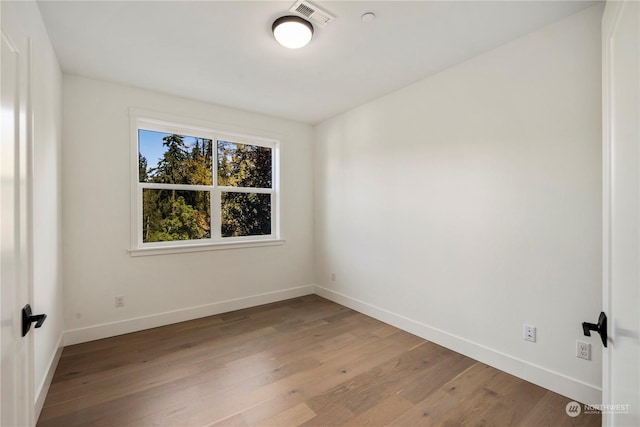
left=37, top=1, right=598, bottom=124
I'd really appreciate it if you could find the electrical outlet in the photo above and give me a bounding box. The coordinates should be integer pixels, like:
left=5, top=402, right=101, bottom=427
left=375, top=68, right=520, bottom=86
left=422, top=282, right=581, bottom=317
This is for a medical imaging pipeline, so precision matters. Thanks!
left=523, top=324, right=536, bottom=342
left=115, top=296, right=125, bottom=308
left=576, top=340, right=591, bottom=360
left=331, top=272, right=336, bottom=282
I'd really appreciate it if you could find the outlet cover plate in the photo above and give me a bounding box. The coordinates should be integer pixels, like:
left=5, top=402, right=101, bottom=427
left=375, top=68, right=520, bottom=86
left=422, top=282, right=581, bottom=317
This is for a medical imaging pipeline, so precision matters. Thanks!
left=576, top=340, right=591, bottom=360
left=523, top=324, right=536, bottom=342
left=115, top=296, right=125, bottom=308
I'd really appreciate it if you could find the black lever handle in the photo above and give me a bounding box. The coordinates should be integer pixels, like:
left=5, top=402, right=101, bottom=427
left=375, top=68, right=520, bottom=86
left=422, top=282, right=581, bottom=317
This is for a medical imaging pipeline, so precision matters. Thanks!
left=22, top=304, right=47, bottom=337
left=582, top=311, right=607, bottom=348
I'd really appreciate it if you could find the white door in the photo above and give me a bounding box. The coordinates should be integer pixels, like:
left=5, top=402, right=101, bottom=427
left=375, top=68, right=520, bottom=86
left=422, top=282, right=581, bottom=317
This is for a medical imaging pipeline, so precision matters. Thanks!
left=602, top=0, right=640, bottom=426
left=1, top=3, right=34, bottom=426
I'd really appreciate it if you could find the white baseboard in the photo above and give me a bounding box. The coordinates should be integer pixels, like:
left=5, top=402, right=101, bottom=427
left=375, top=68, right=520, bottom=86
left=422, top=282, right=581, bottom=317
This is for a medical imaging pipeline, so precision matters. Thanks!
left=314, top=285, right=602, bottom=405
left=35, top=334, right=63, bottom=420
left=63, top=285, right=315, bottom=346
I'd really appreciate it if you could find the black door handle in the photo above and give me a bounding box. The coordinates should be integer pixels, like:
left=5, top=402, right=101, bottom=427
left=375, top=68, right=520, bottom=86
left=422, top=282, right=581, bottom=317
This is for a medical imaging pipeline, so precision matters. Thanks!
left=582, top=311, right=607, bottom=348
left=22, top=304, right=47, bottom=337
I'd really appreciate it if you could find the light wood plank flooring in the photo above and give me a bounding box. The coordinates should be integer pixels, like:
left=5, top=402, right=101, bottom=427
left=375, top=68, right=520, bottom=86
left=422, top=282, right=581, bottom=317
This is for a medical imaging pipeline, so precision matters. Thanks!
left=38, top=295, right=600, bottom=426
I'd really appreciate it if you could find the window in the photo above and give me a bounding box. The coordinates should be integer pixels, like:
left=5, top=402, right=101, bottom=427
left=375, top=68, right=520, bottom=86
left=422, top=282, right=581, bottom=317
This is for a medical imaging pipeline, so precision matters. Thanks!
left=131, top=113, right=280, bottom=254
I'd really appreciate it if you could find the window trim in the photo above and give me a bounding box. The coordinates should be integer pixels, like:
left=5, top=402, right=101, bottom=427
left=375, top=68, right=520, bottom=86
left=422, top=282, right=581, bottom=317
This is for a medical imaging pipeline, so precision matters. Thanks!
left=129, top=109, right=281, bottom=256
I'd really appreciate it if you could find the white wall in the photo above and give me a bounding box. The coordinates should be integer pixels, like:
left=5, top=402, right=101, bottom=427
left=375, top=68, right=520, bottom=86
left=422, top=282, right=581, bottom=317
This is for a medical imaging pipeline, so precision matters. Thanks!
left=62, top=76, right=314, bottom=344
left=315, top=5, right=603, bottom=404
left=5, top=0, right=64, bottom=417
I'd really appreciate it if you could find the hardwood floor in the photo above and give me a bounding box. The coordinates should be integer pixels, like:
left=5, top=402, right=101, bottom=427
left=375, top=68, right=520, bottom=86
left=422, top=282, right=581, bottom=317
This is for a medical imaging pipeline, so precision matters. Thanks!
left=38, top=295, right=600, bottom=426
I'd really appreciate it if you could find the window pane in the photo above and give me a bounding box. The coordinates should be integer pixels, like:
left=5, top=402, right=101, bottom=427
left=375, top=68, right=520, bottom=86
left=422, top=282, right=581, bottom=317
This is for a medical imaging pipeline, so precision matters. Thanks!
left=221, top=192, right=271, bottom=237
left=142, top=189, right=211, bottom=242
left=217, top=140, right=272, bottom=188
left=139, top=129, right=213, bottom=185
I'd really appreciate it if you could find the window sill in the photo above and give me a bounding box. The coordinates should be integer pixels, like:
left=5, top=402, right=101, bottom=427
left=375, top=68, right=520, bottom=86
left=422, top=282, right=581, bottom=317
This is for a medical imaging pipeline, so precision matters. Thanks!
left=129, top=239, right=285, bottom=257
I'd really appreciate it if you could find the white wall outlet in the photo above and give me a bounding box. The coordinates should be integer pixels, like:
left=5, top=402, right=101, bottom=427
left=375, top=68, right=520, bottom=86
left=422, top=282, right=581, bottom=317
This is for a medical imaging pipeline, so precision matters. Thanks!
left=576, top=340, right=591, bottom=360
left=115, top=296, right=125, bottom=308
left=331, top=272, right=336, bottom=282
left=523, top=324, right=536, bottom=342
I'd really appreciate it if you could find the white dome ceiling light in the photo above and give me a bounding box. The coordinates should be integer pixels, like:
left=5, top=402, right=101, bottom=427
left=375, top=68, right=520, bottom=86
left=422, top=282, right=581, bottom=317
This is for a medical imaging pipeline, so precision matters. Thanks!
left=272, top=15, right=314, bottom=49
left=361, top=12, right=376, bottom=23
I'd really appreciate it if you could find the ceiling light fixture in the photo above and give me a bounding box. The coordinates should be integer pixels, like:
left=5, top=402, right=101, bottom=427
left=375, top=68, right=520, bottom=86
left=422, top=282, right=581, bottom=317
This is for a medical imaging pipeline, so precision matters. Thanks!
left=361, top=12, right=375, bottom=23
left=272, top=15, right=314, bottom=49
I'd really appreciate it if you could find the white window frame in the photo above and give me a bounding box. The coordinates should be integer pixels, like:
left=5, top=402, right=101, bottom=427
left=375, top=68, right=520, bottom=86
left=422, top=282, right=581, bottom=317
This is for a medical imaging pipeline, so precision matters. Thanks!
left=129, top=109, right=282, bottom=256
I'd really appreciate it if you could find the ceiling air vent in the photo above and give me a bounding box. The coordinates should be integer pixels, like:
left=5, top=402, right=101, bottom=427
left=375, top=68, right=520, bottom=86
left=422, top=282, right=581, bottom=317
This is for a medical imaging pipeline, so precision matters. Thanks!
left=289, top=0, right=335, bottom=28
